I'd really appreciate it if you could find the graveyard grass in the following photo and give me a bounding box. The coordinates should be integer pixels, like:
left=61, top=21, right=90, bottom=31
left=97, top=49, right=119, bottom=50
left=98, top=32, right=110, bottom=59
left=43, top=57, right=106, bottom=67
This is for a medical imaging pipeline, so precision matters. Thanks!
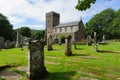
left=0, top=42, right=120, bottom=80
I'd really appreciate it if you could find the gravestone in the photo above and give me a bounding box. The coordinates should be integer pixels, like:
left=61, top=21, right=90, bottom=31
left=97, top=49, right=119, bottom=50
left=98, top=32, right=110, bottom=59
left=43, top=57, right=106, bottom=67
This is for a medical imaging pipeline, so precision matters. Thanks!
left=0, top=37, right=4, bottom=49
left=17, top=42, right=23, bottom=48
left=10, top=41, right=16, bottom=48
left=102, top=35, right=105, bottom=43
left=5, top=40, right=11, bottom=49
left=94, top=32, right=98, bottom=52
left=28, top=40, right=48, bottom=80
left=74, top=39, right=76, bottom=49
left=16, top=28, right=20, bottom=47
left=65, top=35, right=72, bottom=56
left=86, top=35, right=92, bottom=46
left=47, top=35, right=53, bottom=51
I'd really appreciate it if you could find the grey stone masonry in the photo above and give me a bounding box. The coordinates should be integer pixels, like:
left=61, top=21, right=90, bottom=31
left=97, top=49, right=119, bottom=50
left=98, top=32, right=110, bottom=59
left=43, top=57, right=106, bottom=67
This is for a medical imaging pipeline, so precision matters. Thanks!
left=65, top=35, right=72, bottom=56
left=86, top=35, right=92, bottom=46
left=5, top=40, right=11, bottom=49
left=94, top=32, right=98, bottom=52
left=47, top=35, right=53, bottom=51
left=28, top=40, right=48, bottom=80
left=0, top=37, right=4, bottom=49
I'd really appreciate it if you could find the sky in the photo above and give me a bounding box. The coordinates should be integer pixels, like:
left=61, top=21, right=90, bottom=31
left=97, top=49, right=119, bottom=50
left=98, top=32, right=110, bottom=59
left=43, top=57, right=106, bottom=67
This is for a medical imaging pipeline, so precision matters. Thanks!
left=0, top=0, right=120, bottom=30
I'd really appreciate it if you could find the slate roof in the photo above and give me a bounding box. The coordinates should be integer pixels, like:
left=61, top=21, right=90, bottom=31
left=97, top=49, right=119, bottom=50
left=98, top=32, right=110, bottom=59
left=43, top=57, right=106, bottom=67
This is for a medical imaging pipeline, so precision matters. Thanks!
left=54, top=21, right=80, bottom=28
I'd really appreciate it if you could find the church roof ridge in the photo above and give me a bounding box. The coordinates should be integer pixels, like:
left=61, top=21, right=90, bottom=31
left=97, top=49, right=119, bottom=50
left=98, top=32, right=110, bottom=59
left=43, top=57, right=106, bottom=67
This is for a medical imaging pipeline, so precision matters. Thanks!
left=54, top=21, right=80, bottom=28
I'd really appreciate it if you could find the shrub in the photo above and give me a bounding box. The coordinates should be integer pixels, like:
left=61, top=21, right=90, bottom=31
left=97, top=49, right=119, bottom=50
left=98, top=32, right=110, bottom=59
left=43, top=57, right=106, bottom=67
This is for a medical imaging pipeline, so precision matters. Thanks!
left=60, top=35, right=65, bottom=43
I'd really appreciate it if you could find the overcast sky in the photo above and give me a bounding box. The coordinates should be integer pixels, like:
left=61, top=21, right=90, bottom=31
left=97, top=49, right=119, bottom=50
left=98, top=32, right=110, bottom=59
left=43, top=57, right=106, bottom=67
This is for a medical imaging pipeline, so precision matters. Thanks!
left=0, top=0, right=120, bottom=30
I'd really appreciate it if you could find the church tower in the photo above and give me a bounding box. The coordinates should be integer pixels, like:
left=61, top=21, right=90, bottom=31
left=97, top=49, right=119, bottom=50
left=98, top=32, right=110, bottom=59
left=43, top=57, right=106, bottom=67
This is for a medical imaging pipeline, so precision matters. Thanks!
left=46, top=11, right=60, bottom=38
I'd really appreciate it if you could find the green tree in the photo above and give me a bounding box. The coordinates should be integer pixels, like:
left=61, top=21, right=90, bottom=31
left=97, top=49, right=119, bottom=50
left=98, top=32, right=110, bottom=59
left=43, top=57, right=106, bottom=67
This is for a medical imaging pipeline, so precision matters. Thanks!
left=76, top=0, right=96, bottom=11
left=110, top=9, right=120, bottom=39
left=19, top=27, right=31, bottom=37
left=60, top=35, right=65, bottom=43
left=31, top=30, right=45, bottom=40
left=85, top=8, right=115, bottom=40
left=0, top=13, right=15, bottom=41
left=76, top=0, right=112, bottom=11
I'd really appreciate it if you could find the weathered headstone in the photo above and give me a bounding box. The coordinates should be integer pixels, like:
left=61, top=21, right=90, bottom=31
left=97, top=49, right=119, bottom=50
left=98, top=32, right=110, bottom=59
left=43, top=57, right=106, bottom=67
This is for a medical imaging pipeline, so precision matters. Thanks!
left=74, top=39, right=76, bottom=49
left=65, top=35, right=72, bottom=56
left=59, top=38, right=62, bottom=45
left=18, top=39, right=23, bottom=48
left=47, top=35, right=53, bottom=51
left=86, top=35, right=92, bottom=46
left=10, top=41, right=16, bottom=48
left=5, top=40, right=11, bottom=49
left=16, top=28, right=20, bottom=47
left=28, top=40, right=48, bottom=80
left=94, top=32, right=98, bottom=52
left=0, top=37, right=4, bottom=49
left=102, top=35, right=105, bottom=43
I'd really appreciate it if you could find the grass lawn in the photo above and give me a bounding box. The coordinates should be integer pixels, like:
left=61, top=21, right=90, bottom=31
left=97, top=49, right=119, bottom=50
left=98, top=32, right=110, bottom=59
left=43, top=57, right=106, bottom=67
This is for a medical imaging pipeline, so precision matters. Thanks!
left=0, top=41, right=120, bottom=80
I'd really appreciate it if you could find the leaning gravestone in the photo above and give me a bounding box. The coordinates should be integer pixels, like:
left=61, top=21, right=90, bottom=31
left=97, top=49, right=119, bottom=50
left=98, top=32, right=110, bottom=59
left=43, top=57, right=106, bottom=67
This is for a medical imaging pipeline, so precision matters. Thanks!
left=5, top=40, right=11, bottom=49
left=65, top=35, right=72, bottom=56
left=86, top=35, right=92, bottom=46
left=94, top=32, right=98, bottom=52
left=0, top=37, right=5, bottom=49
left=28, top=40, right=48, bottom=80
left=47, top=35, right=53, bottom=51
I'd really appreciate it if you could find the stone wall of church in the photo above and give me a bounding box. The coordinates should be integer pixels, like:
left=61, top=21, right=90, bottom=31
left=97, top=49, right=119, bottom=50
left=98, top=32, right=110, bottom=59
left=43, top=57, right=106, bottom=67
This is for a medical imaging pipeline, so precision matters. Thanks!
left=52, top=32, right=75, bottom=43
left=53, top=26, right=78, bottom=33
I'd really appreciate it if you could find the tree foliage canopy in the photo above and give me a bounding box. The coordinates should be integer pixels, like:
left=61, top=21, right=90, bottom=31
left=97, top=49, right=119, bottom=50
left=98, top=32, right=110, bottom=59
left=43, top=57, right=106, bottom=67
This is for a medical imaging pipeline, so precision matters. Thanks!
left=76, top=0, right=111, bottom=11
left=0, top=13, right=15, bottom=41
left=19, top=27, right=31, bottom=37
left=76, top=0, right=96, bottom=11
left=31, top=30, right=45, bottom=40
left=85, top=8, right=120, bottom=40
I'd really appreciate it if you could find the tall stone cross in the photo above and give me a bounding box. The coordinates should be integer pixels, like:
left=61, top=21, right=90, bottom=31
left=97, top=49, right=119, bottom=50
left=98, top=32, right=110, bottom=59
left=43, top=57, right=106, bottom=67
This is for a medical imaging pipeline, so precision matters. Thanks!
left=16, top=28, right=19, bottom=47
left=65, top=35, right=72, bottom=56
left=94, top=32, right=98, bottom=52
left=28, top=40, right=48, bottom=80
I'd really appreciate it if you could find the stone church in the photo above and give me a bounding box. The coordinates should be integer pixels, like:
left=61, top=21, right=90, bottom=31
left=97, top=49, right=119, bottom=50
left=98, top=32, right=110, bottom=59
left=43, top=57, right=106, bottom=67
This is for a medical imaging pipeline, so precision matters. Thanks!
left=46, top=11, right=85, bottom=43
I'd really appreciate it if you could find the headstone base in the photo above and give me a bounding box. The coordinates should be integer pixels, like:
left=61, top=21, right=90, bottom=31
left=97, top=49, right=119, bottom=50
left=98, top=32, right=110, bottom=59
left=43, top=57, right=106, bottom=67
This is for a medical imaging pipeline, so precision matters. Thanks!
left=65, top=49, right=72, bottom=56
left=47, top=45, right=53, bottom=51
left=28, top=67, right=48, bottom=80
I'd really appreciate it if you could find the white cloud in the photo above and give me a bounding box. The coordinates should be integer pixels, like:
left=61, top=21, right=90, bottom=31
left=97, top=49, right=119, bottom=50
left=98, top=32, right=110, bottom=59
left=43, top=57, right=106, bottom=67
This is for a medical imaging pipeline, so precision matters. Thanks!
left=26, top=24, right=45, bottom=30
left=0, top=0, right=119, bottom=29
left=8, top=16, right=26, bottom=25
